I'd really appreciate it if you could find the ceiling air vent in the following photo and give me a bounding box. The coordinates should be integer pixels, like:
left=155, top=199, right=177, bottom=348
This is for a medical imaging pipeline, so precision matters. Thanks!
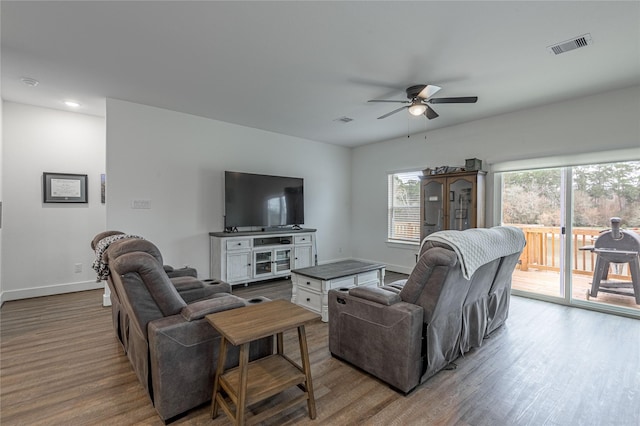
left=547, top=33, right=593, bottom=55
left=334, top=116, right=354, bottom=123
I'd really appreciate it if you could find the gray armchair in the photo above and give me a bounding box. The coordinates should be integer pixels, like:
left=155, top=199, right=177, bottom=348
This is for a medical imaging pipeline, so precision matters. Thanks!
left=107, top=240, right=272, bottom=421
left=328, top=226, right=525, bottom=393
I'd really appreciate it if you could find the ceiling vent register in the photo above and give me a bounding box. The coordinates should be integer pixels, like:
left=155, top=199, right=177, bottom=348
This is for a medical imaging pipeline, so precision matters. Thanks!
left=547, top=33, right=593, bottom=55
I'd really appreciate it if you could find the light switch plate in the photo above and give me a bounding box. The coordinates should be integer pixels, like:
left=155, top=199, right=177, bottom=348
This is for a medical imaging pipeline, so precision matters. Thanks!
left=132, top=199, right=151, bottom=209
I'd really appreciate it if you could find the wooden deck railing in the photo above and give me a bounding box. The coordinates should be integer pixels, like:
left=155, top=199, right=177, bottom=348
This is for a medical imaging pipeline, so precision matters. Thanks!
left=513, top=225, right=639, bottom=280
left=394, top=222, right=638, bottom=280
left=393, top=222, right=420, bottom=240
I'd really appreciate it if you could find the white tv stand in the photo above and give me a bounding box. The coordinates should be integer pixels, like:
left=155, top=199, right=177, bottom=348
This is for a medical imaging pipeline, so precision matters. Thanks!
left=209, top=228, right=317, bottom=286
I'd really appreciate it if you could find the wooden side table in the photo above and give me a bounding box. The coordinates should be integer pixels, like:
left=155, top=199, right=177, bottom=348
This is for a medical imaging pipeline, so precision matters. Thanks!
left=206, top=299, right=320, bottom=425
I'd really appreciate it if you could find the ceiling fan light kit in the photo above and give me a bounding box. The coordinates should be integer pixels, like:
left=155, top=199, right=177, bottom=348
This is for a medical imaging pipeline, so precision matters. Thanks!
left=408, top=102, right=427, bottom=116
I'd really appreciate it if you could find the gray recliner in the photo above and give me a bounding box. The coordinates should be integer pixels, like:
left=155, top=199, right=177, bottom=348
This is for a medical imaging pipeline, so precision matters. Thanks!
left=106, top=238, right=272, bottom=421
left=91, top=231, right=229, bottom=352
left=328, top=226, right=525, bottom=393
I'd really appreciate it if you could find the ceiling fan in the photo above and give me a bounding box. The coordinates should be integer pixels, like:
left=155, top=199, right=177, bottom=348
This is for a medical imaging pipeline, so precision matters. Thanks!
left=368, top=85, right=478, bottom=120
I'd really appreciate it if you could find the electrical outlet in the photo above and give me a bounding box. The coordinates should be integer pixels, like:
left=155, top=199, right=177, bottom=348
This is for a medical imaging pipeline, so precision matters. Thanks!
left=74, top=263, right=83, bottom=273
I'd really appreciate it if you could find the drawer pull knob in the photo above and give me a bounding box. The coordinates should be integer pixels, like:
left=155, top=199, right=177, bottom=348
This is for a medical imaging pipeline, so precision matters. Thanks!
left=306, top=298, right=311, bottom=302
left=306, top=281, right=310, bottom=285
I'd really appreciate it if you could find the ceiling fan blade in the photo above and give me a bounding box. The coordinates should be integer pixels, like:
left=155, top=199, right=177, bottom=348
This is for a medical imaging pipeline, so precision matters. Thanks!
left=368, top=99, right=410, bottom=104
left=428, top=96, right=478, bottom=104
left=377, top=105, right=408, bottom=119
left=417, top=85, right=442, bottom=99
left=425, top=105, right=439, bottom=120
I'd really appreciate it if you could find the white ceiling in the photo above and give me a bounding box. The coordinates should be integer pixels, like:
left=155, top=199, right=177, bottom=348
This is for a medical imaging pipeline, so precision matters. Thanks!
left=2, top=1, right=640, bottom=147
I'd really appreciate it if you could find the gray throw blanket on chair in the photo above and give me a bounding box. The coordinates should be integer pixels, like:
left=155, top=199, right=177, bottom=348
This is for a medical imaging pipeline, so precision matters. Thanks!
left=424, top=226, right=525, bottom=280
left=92, top=234, right=144, bottom=280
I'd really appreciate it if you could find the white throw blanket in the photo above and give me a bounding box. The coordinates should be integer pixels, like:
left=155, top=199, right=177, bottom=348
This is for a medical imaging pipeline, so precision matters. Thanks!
left=423, top=226, right=526, bottom=280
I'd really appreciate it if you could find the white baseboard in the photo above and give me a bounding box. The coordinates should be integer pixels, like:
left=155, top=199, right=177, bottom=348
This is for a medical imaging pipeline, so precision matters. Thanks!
left=0, top=280, right=104, bottom=304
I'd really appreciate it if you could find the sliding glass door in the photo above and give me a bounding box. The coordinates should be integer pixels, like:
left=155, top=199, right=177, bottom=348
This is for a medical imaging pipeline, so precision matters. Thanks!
left=570, top=162, right=640, bottom=312
left=501, top=168, right=565, bottom=299
left=500, top=160, right=640, bottom=315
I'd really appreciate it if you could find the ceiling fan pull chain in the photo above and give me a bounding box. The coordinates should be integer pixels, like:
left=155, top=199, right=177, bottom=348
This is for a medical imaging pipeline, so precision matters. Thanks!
left=425, top=115, right=428, bottom=140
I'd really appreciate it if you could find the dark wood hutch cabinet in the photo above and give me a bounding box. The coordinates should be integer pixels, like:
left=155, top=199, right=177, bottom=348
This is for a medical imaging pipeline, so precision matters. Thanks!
left=420, top=170, right=486, bottom=241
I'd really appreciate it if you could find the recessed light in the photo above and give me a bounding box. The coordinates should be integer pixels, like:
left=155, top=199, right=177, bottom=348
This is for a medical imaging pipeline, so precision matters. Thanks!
left=20, top=77, right=39, bottom=87
left=64, top=100, right=81, bottom=108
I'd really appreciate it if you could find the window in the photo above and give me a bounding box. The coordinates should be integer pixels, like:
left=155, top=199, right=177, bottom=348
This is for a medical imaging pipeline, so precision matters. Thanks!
left=388, top=171, right=422, bottom=243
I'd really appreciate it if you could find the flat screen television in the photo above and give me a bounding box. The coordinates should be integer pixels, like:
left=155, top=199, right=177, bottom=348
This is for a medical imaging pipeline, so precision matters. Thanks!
left=224, top=171, right=304, bottom=229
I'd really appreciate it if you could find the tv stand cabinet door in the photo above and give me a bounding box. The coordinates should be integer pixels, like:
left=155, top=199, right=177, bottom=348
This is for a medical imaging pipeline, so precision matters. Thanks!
left=294, top=245, right=313, bottom=269
left=226, top=251, right=252, bottom=283
left=293, top=234, right=315, bottom=269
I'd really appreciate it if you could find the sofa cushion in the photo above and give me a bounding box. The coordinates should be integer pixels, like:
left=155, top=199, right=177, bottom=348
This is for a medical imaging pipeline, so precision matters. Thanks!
left=180, top=295, right=246, bottom=321
left=112, top=252, right=187, bottom=316
left=349, top=286, right=401, bottom=305
left=399, top=247, right=457, bottom=304
left=172, top=276, right=205, bottom=291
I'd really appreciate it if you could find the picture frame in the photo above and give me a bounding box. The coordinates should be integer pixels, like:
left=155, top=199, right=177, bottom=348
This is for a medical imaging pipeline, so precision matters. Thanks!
left=100, top=174, right=106, bottom=204
left=455, top=208, right=467, bottom=219
left=43, top=172, right=88, bottom=203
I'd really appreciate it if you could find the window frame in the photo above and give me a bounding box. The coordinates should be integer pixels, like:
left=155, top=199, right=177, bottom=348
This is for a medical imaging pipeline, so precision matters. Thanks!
left=387, top=170, right=423, bottom=244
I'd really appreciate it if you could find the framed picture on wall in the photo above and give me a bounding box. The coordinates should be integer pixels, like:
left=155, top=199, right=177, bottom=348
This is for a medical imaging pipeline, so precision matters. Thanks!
left=101, top=173, right=106, bottom=204
left=43, top=172, right=88, bottom=203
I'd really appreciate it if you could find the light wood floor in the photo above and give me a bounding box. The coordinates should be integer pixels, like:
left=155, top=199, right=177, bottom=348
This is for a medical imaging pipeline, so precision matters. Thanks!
left=2, top=274, right=639, bottom=425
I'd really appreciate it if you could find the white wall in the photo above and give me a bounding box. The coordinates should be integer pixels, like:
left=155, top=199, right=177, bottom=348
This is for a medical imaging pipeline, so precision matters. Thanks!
left=1, top=102, right=106, bottom=302
left=106, top=99, right=352, bottom=277
left=1, top=2, right=3, bottom=297
left=351, top=85, right=640, bottom=273
left=2, top=85, right=637, bottom=300
left=0, top=87, right=3, bottom=298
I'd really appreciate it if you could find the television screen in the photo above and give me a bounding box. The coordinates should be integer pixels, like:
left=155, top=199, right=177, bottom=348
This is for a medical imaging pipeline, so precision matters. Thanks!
left=224, top=171, right=304, bottom=228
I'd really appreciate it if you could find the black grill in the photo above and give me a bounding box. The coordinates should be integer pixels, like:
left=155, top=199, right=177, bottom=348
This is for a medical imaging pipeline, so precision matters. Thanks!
left=582, top=217, right=640, bottom=304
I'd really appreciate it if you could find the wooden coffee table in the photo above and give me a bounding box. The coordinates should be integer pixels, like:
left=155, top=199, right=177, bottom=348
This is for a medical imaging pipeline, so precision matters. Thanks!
left=206, top=299, right=320, bottom=425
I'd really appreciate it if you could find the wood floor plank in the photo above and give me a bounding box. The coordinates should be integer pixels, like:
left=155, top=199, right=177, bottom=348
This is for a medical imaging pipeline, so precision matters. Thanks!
left=2, top=276, right=639, bottom=425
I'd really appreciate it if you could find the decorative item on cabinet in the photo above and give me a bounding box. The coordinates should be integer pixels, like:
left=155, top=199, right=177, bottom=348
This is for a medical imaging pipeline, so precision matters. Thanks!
left=465, top=158, right=483, bottom=171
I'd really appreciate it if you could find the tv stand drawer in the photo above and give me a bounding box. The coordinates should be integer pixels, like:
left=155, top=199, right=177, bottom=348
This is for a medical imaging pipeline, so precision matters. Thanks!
left=226, top=239, right=251, bottom=251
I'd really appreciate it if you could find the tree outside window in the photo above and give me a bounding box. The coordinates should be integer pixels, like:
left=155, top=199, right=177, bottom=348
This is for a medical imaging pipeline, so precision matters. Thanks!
left=502, top=161, right=640, bottom=228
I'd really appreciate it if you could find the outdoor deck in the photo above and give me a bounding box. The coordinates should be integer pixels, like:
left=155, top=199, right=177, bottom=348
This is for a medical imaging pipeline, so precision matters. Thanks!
left=512, top=268, right=639, bottom=310
left=510, top=225, right=639, bottom=312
